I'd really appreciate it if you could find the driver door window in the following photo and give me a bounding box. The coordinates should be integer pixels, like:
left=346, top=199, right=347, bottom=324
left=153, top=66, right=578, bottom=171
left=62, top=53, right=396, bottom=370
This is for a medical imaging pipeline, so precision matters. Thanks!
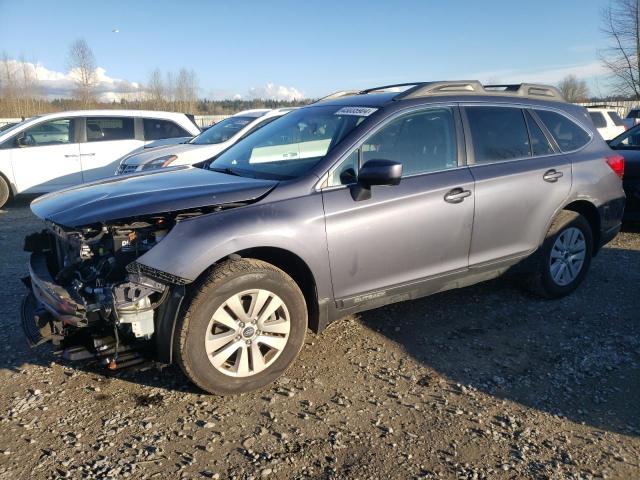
left=326, top=107, right=458, bottom=187
left=18, top=119, right=74, bottom=147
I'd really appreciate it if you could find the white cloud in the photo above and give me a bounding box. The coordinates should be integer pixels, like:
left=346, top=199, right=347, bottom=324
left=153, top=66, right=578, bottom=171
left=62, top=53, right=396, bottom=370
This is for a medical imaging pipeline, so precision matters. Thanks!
left=205, top=83, right=305, bottom=101
left=469, top=61, right=608, bottom=85
left=245, top=83, right=305, bottom=101
left=0, top=59, right=144, bottom=101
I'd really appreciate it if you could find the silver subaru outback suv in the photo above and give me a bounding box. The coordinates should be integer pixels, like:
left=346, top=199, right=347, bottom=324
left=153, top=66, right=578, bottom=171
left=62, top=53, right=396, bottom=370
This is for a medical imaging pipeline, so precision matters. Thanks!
left=22, top=81, right=625, bottom=395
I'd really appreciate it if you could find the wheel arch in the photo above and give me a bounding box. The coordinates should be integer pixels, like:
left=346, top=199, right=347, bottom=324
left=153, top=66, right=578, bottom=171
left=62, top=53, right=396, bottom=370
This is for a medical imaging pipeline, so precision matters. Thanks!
left=227, top=247, right=321, bottom=333
left=561, top=200, right=601, bottom=255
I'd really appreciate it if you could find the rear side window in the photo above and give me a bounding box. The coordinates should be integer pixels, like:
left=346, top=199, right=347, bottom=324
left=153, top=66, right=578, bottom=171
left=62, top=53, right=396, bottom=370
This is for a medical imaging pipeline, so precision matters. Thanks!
left=144, top=118, right=191, bottom=140
left=466, top=107, right=530, bottom=163
left=589, top=112, right=607, bottom=128
left=86, top=117, right=134, bottom=142
left=535, top=110, right=591, bottom=152
left=607, top=111, right=623, bottom=126
left=524, top=111, right=554, bottom=156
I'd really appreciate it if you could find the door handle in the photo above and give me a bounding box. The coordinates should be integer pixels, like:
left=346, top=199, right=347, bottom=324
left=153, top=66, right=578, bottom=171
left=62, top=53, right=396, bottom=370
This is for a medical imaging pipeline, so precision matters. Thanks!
left=80, top=153, right=96, bottom=156
left=543, top=169, right=563, bottom=182
left=444, top=187, right=472, bottom=204
left=64, top=154, right=79, bottom=158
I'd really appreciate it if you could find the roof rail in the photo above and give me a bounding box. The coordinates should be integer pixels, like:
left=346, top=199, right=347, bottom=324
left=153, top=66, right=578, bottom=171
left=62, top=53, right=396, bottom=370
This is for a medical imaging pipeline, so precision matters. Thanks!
left=313, top=90, right=362, bottom=103
left=484, top=83, right=565, bottom=101
left=358, top=82, right=423, bottom=94
left=397, top=81, right=484, bottom=100
left=394, top=81, right=566, bottom=102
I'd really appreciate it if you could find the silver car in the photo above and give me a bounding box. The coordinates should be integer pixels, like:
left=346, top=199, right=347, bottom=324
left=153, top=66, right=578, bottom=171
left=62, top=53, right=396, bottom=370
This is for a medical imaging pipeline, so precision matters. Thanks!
left=22, top=81, right=625, bottom=395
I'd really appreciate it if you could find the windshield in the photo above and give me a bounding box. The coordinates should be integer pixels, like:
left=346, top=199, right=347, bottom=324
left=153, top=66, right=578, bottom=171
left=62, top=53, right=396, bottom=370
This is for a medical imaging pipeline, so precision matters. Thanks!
left=209, top=105, right=373, bottom=180
left=190, top=116, right=256, bottom=145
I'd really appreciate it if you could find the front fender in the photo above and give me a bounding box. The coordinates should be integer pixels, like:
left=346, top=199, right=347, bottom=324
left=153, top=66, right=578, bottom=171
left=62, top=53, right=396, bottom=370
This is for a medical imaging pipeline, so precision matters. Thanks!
left=136, top=192, right=333, bottom=299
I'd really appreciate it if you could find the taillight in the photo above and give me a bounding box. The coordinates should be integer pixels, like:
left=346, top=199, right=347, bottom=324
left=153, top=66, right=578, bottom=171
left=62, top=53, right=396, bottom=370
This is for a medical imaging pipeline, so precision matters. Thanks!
left=606, top=154, right=624, bottom=179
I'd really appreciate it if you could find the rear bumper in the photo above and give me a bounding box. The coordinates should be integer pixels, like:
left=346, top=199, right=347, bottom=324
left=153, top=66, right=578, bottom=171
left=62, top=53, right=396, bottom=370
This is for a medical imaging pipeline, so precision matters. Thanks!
left=597, top=196, right=625, bottom=250
left=27, top=253, right=86, bottom=326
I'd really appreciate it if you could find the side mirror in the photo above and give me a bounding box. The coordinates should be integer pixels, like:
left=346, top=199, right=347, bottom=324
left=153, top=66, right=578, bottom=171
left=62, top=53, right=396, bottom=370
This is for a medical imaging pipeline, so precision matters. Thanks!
left=15, top=135, right=27, bottom=148
left=350, top=159, right=402, bottom=201
left=358, top=159, right=402, bottom=187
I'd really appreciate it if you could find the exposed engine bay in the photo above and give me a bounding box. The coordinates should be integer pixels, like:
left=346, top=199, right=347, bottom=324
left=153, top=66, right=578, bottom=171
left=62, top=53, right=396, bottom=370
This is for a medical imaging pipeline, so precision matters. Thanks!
left=21, top=209, right=207, bottom=368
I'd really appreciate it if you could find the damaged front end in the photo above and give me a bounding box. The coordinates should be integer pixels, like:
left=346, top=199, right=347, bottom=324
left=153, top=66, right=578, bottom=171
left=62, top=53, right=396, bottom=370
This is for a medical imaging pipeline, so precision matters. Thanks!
left=21, top=213, right=190, bottom=369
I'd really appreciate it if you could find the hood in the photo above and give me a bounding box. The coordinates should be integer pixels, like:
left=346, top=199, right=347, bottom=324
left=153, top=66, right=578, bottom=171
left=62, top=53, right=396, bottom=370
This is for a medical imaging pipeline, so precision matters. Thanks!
left=31, top=166, right=278, bottom=227
left=122, top=142, right=225, bottom=167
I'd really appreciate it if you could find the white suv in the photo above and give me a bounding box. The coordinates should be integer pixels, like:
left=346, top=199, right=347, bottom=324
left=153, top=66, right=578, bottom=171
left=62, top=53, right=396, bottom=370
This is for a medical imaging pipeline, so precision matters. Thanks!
left=116, top=108, right=296, bottom=174
left=587, top=107, right=626, bottom=140
left=0, top=110, right=200, bottom=208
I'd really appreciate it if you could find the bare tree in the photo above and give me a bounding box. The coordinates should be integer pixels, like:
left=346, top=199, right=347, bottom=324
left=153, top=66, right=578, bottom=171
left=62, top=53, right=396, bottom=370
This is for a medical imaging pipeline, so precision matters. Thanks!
left=0, top=53, right=19, bottom=117
left=67, top=38, right=97, bottom=105
left=600, top=0, right=640, bottom=99
left=146, top=68, right=166, bottom=108
left=558, top=75, right=590, bottom=102
left=174, top=68, right=199, bottom=112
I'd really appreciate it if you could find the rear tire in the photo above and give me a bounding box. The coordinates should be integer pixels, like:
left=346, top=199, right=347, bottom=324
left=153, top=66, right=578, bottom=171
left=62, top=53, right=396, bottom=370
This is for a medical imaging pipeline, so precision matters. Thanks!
left=0, top=176, right=10, bottom=209
left=175, top=258, right=307, bottom=395
left=529, top=210, right=593, bottom=298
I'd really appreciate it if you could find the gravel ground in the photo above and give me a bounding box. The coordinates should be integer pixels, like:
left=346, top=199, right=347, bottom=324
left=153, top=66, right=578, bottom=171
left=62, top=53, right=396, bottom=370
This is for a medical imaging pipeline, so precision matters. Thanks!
left=0, top=199, right=638, bottom=480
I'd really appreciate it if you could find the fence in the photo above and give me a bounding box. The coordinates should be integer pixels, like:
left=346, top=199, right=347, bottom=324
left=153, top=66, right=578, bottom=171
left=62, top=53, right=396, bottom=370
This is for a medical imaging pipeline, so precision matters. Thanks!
left=577, top=101, right=638, bottom=117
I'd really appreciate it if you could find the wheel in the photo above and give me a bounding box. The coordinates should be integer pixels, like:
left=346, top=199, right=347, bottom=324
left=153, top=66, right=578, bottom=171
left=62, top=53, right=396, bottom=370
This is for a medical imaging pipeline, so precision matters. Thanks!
left=529, top=210, right=593, bottom=298
left=175, top=258, right=308, bottom=395
left=0, top=176, right=9, bottom=209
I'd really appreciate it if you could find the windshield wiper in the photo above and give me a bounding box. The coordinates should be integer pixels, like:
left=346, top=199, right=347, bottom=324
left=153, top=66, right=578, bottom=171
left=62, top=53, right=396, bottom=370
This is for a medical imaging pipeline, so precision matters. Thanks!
left=210, top=166, right=242, bottom=177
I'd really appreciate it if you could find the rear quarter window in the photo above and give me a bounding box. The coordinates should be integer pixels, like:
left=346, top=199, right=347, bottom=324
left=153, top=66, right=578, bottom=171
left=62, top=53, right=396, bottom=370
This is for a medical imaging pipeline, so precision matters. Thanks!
left=535, top=110, right=591, bottom=152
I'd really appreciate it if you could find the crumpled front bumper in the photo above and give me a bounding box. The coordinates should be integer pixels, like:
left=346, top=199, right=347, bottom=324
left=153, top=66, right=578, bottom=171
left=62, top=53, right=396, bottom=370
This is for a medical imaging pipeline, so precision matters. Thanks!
left=20, top=253, right=86, bottom=346
left=24, top=253, right=87, bottom=327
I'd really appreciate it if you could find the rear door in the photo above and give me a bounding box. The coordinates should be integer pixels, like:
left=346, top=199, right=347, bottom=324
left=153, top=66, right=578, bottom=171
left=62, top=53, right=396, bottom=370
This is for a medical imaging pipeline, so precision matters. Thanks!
left=79, top=116, right=142, bottom=182
left=322, top=106, right=475, bottom=302
left=462, top=105, right=572, bottom=266
left=10, top=118, right=82, bottom=193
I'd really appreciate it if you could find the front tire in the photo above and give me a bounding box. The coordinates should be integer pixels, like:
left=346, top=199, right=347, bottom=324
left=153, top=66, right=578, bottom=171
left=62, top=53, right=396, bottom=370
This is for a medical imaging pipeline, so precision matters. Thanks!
left=175, top=259, right=307, bottom=395
left=0, top=176, right=10, bottom=209
left=530, top=210, right=593, bottom=298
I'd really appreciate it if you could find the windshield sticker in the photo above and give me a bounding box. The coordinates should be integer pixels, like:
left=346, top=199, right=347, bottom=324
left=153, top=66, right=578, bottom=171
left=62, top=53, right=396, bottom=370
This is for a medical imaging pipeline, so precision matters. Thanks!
left=335, top=107, right=378, bottom=117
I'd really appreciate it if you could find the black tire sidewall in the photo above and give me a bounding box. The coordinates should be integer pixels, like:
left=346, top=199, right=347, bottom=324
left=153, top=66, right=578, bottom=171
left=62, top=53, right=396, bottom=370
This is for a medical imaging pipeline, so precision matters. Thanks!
left=179, top=266, right=307, bottom=395
left=0, top=177, right=9, bottom=209
left=539, top=212, right=593, bottom=297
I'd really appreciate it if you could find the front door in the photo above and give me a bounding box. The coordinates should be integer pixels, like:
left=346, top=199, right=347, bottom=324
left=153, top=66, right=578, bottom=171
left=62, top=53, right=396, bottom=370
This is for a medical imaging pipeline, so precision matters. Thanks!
left=80, top=116, right=143, bottom=182
left=10, top=118, right=82, bottom=193
left=322, top=106, right=475, bottom=303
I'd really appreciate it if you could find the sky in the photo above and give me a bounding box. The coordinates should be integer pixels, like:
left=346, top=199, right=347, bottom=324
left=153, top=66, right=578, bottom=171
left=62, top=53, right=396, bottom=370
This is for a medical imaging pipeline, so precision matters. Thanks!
left=0, top=0, right=615, bottom=101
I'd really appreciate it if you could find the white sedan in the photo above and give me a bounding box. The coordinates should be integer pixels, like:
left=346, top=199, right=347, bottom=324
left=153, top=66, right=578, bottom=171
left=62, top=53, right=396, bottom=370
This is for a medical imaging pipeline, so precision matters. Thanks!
left=115, top=108, right=296, bottom=174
